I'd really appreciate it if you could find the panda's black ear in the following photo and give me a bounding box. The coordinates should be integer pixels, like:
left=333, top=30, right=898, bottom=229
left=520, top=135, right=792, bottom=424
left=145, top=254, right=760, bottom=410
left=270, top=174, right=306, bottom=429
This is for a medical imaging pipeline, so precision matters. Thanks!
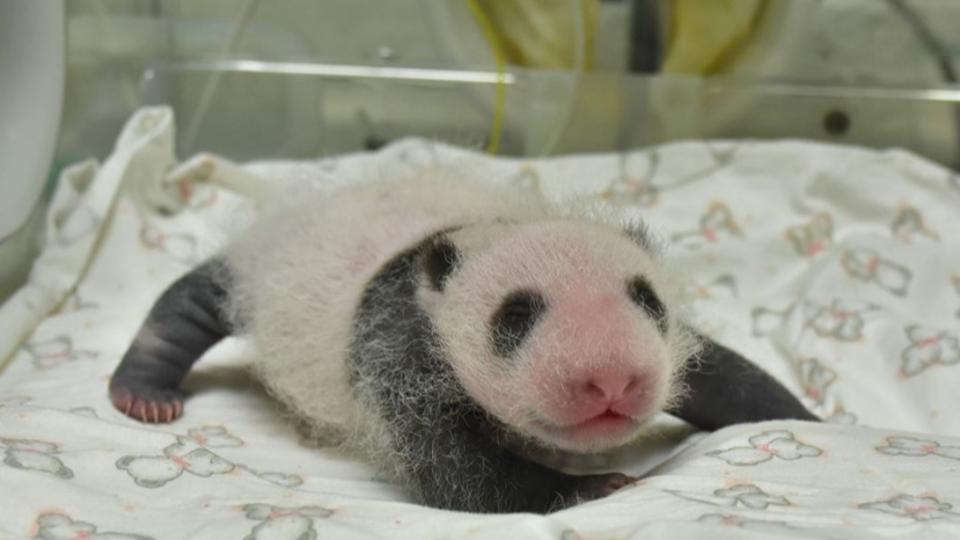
left=422, top=236, right=461, bottom=292
left=624, top=221, right=657, bottom=252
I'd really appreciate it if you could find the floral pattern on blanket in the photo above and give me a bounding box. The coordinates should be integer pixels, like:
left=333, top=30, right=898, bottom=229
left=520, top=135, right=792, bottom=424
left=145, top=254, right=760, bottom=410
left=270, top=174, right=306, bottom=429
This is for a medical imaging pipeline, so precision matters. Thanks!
left=1, top=108, right=959, bottom=539
left=1, top=437, right=73, bottom=479
left=706, top=430, right=823, bottom=466
left=34, top=513, right=154, bottom=540
left=116, top=425, right=302, bottom=489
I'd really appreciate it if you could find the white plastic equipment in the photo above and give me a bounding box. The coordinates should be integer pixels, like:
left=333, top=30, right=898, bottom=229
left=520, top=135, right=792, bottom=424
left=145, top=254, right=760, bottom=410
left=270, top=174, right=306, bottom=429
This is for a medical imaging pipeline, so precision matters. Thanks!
left=0, top=2, right=65, bottom=298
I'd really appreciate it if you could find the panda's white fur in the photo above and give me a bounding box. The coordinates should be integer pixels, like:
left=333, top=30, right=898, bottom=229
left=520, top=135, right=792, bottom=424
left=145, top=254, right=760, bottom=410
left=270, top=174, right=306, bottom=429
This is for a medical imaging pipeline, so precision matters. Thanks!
left=225, top=175, right=699, bottom=464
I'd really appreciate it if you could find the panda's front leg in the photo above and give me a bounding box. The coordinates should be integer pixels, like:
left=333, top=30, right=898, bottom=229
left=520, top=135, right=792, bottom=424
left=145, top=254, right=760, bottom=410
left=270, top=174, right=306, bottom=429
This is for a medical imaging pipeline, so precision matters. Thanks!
left=393, top=407, right=637, bottom=513
left=668, top=331, right=820, bottom=430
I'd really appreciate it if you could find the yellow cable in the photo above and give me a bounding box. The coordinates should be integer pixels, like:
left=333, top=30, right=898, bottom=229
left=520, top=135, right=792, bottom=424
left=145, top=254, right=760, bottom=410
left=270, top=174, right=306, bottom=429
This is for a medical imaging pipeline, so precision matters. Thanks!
left=465, top=0, right=506, bottom=154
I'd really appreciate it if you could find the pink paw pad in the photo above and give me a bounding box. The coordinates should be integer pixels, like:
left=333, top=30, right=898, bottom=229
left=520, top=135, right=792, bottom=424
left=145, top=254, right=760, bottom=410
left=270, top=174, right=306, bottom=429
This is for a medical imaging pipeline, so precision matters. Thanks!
left=110, top=387, right=185, bottom=423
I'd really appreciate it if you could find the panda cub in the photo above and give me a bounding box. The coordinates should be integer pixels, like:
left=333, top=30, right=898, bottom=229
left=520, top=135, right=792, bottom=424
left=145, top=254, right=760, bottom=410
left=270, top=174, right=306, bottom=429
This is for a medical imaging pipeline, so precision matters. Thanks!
left=109, top=177, right=816, bottom=513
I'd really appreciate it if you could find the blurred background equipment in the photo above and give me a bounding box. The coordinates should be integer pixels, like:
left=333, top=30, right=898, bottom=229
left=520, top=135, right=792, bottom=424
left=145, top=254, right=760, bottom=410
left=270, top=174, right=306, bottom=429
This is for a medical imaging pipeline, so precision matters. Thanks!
left=4, top=0, right=960, bottom=300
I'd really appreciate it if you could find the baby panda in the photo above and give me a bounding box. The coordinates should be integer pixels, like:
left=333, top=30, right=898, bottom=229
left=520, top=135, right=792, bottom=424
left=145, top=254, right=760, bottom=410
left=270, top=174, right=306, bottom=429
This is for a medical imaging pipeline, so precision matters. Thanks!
left=109, top=177, right=817, bottom=513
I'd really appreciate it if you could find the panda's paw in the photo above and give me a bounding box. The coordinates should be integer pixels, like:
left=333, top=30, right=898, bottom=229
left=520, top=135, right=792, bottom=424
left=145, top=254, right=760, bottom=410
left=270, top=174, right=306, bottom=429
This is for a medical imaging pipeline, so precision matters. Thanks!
left=575, top=472, right=640, bottom=501
left=110, top=382, right=185, bottom=423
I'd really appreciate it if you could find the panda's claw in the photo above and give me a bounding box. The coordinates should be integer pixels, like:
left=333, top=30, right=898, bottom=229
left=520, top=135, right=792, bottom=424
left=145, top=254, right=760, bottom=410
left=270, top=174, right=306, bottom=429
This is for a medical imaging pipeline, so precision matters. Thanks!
left=110, top=383, right=186, bottom=424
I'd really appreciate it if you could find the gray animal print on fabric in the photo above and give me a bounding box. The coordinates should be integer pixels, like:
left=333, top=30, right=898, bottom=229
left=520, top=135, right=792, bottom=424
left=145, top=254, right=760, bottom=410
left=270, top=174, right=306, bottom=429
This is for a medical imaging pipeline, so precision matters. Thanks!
left=841, top=248, right=912, bottom=296
left=23, top=336, right=98, bottom=370
left=34, top=513, right=153, bottom=540
left=900, top=325, right=960, bottom=377
left=751, top=303, right=794, bottom=337
left=697, top=513, right=795, bottom=533
left=797, top=358, right=837, bottom=405
left=826, top=405, right=858, bottom=426
left=600, top=151, right=660, bottom=206
left=787, top=213, right=833, bottom=257
left=859, top=494, right=960, bottom=521
left=116, top=426, right=302, bottom=489
left=753, top=299, right=878, bottom=342
left=667, top=483, right=790, bottom=510
left=876, top=436, right=960, bottom=461
left=1, top=437, right=73, bottom=479
left=707, top=430, right=822, bottom=466
left=808, top=299, right=878, bottom=342
left=671, top=201, right=743, bottom=247
left=685, top=274, right=737, bottom=301
left=185, top=425, right=243, bottom=448
left=891, top=205, right=939, bottom=242
left=116, top=436, right=234, bottom=488
left=242, top=504, right=333, bottom=540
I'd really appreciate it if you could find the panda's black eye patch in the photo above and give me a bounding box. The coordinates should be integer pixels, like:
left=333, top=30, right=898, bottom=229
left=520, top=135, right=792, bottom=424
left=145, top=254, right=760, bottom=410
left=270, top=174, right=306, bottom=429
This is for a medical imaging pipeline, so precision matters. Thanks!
left=628, top=276, right=668, bottom=334
left=490, top=290, right=546, bottom=357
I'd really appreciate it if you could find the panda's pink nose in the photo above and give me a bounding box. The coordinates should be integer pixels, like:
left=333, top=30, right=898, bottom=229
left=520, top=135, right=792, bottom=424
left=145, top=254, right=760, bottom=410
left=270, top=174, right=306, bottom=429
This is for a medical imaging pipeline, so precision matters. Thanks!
left=583, top=372, right=640, bottom=403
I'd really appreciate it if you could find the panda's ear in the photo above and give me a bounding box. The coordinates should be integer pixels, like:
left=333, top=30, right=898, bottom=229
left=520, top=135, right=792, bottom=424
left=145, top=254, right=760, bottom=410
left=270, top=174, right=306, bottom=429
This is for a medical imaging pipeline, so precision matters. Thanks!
left=422, top=236, right=461, bottom=292
left=624, top=221, right=658, bottom=253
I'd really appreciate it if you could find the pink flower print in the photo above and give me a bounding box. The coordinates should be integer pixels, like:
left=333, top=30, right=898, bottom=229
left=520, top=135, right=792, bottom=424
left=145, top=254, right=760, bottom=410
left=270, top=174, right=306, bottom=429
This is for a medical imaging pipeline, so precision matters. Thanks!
left=707, top=430, right=822, bottom=466
left=826, top=405, right=858, bottom=425
left=900, top=325, right=960, bottom=377
left=751, top=303, right=795, bottom=337
left=787, top=213, right=833, bottom=257
left=116, top=437, right=234, bottom=488
left=797, top=358, right=837, bottom=404
left=808, top=299, right=876, bottom=341
left=242, top=504, right=332, bottom=540
left=672, top=202, right=743, bottom=247
left=34, top=513, right=153, bottom=540
left=697, top=513, right=794, bottom=533
left=668, top=483, right=790, bottom=510
left=0, top=437, right=73, bottom=479
left=860, top=494, right=960, bottom=521
left=601, top=151, right=659, bottom=207
left=876, top=436, right=960, bottom=461
left=891, top=205, right=939, bottom=242
left=186, top=425, right=243, bottom=448
left=841, top=248, right=912, bottom=296
left=116, top=427, right=300, bottom=489
left=686, top=274, right=738, bottom=301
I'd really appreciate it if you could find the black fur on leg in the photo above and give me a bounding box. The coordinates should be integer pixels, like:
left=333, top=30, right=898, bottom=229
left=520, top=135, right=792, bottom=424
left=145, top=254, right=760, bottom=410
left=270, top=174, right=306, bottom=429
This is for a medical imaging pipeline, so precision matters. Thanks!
left=109, top=258, right=234, bottom=423
left=669, top=331, right=819, bottom=430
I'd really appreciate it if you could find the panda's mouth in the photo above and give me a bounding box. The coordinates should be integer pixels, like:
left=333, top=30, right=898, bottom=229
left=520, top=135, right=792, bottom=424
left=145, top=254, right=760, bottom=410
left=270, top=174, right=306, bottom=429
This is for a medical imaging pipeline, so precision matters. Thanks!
left=538, top=409, right=637, bottom=441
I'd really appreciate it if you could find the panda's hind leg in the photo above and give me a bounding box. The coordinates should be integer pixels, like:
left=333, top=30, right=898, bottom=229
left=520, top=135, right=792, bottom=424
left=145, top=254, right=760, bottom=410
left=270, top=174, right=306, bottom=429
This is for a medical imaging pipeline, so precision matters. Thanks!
left=109, top=259, right=234, bottom=423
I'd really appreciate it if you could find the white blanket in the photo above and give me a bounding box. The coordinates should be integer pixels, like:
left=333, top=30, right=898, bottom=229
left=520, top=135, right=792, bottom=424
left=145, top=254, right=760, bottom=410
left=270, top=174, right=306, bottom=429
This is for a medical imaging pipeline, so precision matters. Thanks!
left=1, top=107, right=959, bottom=539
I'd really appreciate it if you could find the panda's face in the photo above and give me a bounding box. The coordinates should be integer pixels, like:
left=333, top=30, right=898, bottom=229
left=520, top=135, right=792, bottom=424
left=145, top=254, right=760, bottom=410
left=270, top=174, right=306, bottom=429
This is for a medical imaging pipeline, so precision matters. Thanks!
left=422, top=220, right=683, bottom=454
